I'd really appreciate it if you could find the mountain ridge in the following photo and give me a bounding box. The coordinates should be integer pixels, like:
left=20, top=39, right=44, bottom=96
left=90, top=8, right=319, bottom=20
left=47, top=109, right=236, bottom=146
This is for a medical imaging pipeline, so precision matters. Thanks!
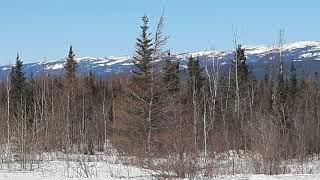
left=1, top=40, right=320, bottom=79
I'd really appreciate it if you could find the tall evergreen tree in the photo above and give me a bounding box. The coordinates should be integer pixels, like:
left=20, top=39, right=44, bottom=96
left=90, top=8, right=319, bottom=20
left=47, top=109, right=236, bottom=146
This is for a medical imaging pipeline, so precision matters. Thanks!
left=130, top=15, right=160, bottom=152
left=163, top=58, right=180, bottom=93
left=63, top=46, right=78, bottom=146
left=276, top=59, right=287, bottom=105
left=232, top=45, right=249, bottom=83
left=132, top=16, right=154, bottom=88
left=263, top=72, right=274, bottom=112
left=64, top=46, right=77, bottom=80
left=276, top=50, right=290, bottom=131
left=288, top=60, right=298, bottom=99
left=187, top=56, right=204, bottom=93
left=10, top=53, right=26, bottom=109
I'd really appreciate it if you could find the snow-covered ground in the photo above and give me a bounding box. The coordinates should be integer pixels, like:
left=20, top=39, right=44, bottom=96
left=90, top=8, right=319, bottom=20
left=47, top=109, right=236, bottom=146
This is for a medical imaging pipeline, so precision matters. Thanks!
left=1, top=147, right=320, bottom=179
left=1, top=165, right=320, bottom=180
left=0, top=152, right=154, bottom=180
left=1, top=173, right=320, bottom=180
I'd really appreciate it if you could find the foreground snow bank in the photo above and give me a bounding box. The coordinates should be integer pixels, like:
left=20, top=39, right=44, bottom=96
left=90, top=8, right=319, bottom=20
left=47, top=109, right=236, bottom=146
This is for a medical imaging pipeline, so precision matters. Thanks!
left=1, top=171, right=320, bottom=180
left=0, top=154, right=154, bottom=180
left=0, top=142, right=154, bottom=180
left=1, top=145, right=320, bottom=179
left=1, top=155, right=320, bottom=180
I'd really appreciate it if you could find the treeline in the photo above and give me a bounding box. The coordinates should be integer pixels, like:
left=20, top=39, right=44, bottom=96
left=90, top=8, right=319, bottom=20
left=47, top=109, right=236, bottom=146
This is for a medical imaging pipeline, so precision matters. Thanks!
left=1, top=15, right=320, bottom=176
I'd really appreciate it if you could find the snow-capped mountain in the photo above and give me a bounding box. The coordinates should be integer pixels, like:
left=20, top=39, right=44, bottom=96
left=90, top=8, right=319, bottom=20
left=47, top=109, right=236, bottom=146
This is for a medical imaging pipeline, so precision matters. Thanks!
left=1, top=41, right=320, bottom=80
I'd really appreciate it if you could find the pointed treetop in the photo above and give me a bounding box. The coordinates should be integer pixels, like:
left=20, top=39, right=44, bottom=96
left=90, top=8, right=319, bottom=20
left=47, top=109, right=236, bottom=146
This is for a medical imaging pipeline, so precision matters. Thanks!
left=138, top=15, right=152, bottom=42
left=142, top=15, right=149, bottom=26
left=64, top=45, right=77, bottom=79
left=69, top=45, right=73, bottom=54
left=14, top=52, right=23, bottom=69
left=132, top=15, right=154, bottom=83
left=68, top=45, right=75, bottom=58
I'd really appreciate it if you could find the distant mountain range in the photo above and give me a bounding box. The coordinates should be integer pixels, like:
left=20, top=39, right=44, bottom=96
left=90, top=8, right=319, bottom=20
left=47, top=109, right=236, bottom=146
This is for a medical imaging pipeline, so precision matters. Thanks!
left=1, top=41, right=320, bottom=80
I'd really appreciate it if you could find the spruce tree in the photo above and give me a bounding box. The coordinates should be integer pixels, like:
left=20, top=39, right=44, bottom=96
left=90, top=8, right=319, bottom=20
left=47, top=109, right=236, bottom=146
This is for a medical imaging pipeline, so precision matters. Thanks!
left=133, top=15, right=154, bottom=88
left=263, top=72, right=274, bottom=112
left=64, top=46, right=77, bottom=80
left=276, top=55, right=290, bottom=131
left=130, top=15, right=159, bottom=152
left=64, top=46, right=78, bottom=145
left=288, top=60, right=298, bottom=99
left=187, top=56, right=204, bottom=93
left=232, top=45, right=249, bottom=83
left=10, top=53, right=26, bottom=109
left=163, top=58, right=180, bottom=93
left=276, top=60, right=287, bottom=105
left=287, top=60, right=298, bottom=132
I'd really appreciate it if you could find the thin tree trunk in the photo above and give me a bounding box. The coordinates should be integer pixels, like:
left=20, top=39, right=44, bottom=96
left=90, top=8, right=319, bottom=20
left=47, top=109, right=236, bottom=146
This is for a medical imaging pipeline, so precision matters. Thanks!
left=203, top=94, right=207, bottom=159
left=6, top=76, right=11, bottom=144
left=192, top=76, right=197, bottom=149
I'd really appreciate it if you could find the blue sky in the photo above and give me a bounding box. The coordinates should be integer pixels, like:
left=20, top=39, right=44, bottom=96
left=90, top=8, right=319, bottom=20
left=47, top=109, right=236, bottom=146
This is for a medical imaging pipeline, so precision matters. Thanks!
left=0, top=0, right=319, bottom=64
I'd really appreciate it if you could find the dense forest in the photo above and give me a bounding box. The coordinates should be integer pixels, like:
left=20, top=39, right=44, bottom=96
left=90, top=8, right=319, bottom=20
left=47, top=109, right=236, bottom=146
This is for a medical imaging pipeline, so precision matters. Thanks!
left=1, top=15, right=320, bottom=177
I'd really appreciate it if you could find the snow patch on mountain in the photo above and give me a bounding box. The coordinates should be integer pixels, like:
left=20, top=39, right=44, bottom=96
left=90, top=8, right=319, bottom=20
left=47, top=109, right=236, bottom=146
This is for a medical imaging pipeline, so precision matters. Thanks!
left=284, top=41, right=320, bottom=50
left=49, top=63, right=64, bottom=70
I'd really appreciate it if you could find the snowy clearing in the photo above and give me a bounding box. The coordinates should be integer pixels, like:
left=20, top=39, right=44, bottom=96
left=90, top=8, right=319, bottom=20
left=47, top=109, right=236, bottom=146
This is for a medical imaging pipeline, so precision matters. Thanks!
left=1, top=149, right=320, bottom=179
